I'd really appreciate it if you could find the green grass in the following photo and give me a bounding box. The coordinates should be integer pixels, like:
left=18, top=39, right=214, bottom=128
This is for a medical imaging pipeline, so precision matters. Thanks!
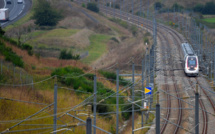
left=40, top=29, right=79, bottom=38
left=202, top=17, right=215, bottom=23
left=26, top=28, right=79, bottom=50
left=81, top=34, right=110, bottom=64
left=196, top=18, right=215, bottom=28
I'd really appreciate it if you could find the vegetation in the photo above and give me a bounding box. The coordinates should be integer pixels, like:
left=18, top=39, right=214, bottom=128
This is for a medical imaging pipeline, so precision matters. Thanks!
left=114, top=4, right=120, bottom=9
left=51, top=67, right=128, bottom=118
left=0, top=27, right=5, bottom=36
left=172, top=3, right=184, bottom=11
left=193, top=1, right=215, bottom=14
left=59, top=49, right=80, bottom=60
left=196, top=18, right=215, bottom=28
left=154, top=2, right=162, bottom=10
left=0, top=41, right=24, bottom=67
left=110, top=37, right=119, bottom=43
left=99, top=70, right=130, bottom=86
left=82, top=3, right=86, bottom=8
left=32, top=0, right=62, bottom=26
left=144, top=37, right=149, bottom=44
left=87, top=2, right=99, bottom=13
left=159, top=3, right=184, bottom=13
left=202, top=17, right=215, bottom=23
left=0, top=36, right=33, bottom=55
left=109, top=18, right=138, bottom=36
left=82, top=34, right=110, bottom=64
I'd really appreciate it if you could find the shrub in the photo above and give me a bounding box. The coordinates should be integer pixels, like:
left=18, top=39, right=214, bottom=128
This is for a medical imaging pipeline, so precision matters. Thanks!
left=87, top=2, right=99, bottom=13
left=99, top=70, right=130, bottom=86
left=172, top=3, right=184, bottom=11
left=144, top=37, right=149, bottom=44
left=0, top=26, right=5, bottom=36
left=202, top=2, right=215, bottom=14
left=0, top=36, right=33, bottom=54
left=82, top=3, right=86, bottom=8
left=115, top=4, right=120, bottom=9
left=193, top=4, right=204, bottom=13
left=52, top=67, right=129, bottom=119
left=154, top=2, right=162, bottom=10
left=0, top=41, right=24, bottom=67
left=59, top=49, right=80, bottom=60
left=131, top=26, right=138, bottom=36
left=111, top=37, right=119, bottom=43
left=32, top=0, right=63, bottom=26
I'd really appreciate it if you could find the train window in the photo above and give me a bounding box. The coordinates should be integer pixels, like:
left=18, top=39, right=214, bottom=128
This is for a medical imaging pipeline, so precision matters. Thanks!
left=188, top=57, right=197, bottom=67
left=189, top=60, right=196, bottom=65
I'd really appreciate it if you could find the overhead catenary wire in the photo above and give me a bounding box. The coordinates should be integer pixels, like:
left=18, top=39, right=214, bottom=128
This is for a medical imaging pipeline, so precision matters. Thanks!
left=0, top=97, right=49, bottom=105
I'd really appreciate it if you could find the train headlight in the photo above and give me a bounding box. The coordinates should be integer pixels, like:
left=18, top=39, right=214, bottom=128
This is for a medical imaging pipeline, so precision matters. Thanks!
left=187, top=67, right=190, bottom=70
left=194, top=67, right=197, bottom=70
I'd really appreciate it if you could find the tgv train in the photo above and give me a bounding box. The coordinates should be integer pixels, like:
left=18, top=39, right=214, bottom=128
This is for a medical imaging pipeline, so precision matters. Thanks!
left=181, top=43, right=199, bottom=76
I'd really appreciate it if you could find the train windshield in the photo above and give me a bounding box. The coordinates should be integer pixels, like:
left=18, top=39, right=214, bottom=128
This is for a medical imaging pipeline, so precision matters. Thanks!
left=188, top=57, right=197, bottom=67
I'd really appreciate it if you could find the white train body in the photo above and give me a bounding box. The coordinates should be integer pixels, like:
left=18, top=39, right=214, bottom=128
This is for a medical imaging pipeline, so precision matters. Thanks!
left=181, top=43, right=199, bottom=76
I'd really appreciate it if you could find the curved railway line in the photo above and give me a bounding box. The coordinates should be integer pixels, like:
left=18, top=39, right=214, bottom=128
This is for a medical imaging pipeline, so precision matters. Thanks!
left=99, top=4, right=184, bottom=133
left=188, top=79, right=208, bottom=134
left=75, top=1, right=215, bottom=133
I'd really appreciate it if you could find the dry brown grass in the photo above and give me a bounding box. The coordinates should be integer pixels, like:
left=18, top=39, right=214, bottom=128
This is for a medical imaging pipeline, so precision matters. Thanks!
left=70, top=29, right=95, bottom=49
left=92, top=30, right=151, bottom=70
left=2, top=40, right=88, bottom=75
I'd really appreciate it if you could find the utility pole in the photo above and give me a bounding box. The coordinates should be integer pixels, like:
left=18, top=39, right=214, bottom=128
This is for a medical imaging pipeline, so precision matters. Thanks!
left=214, top=46, right=215, bottom=86
left=195, top=84, right=199, bottom=134
left=147, top=0, right=149, bottom=18
left=132, top=0, right=134, bottom=16
left=116, top=65, right=119, bottom=134
left=141, top=59, right=144, bottom=128
left=86, top=105, right=92, bottom=134
left=1, top=60, right=2, bottom=75
left=93, top=73, right=97, bottom=134
left=53, top=76, right=58, bottom=134
left=156, top=92, right=160, bottom=134
left=132, top=59, right=135, bottom=134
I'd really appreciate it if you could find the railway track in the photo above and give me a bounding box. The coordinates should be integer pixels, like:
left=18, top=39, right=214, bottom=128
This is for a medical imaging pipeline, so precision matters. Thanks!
left=75, top=1, right=189, bottom=133
left=103, top=7, right=184, bottom=133
left=197, top=78, right=215, bottom=113
left=188, top=79, right=208, bottom=134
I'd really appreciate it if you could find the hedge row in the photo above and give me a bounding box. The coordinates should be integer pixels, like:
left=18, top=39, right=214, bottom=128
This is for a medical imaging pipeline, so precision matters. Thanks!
left=0, top=36, right=33, bottom=55
left=0, top=41, right=24, bottom=67
left=51, top=67, right=130, bottom=120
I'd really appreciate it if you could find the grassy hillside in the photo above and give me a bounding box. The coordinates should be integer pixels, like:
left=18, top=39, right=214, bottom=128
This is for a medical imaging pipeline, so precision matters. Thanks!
left=0, top=0, right=156, bottom=133
left=0, top=37, right=131, bottom=133
left=4, top=0, right=150, bottom=69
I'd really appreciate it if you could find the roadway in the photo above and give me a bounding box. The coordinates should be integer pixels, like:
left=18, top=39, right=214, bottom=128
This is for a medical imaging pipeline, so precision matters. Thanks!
left=0, top=0, right=32, bottom=27
left=0, top=0, right=5, bottom=8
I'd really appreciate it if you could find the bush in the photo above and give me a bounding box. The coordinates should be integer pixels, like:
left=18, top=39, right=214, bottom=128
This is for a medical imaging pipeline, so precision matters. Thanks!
left=110, top=37, right=119, bottom=43
left=52, top=67, right=128, bottom=119
left=99, top=70, right=130, bottom=86
left=193, top=4, right=204, bottom=13
left=131, top=26, right=138, bottom=36
left=154, top=2, right=162, bottom=10
left=144, top=37, right=149, bottom=44
left=115, top=4, right=120, bottom=9
left=32, top=0, right=62, bottom=26
left=59, top=49, right=80, bottom=60
left=87, top=2, right=99, bottom=13
left=202, top=2, right=215, bottom=14
left=0, top=41, right=24, bottom=67
left=82, top=3, right=86, bottom=8
left=0, top=36, right=33, bottom=55
left=0, top=26, right=5, bottom=36
left=172, top=3, right=184, bottom=11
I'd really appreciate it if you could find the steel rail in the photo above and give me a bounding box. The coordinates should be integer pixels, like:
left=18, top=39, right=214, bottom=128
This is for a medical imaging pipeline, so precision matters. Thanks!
left=188, top=79, right=208, bottom=134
